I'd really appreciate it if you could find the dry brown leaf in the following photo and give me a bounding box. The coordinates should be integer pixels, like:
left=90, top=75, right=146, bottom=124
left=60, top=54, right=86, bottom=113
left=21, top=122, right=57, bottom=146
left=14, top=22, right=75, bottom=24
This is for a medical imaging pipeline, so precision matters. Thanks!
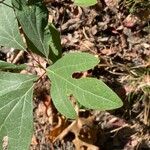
left=104, top=0, right=118, bottom=11
left=31, top=135, right=38, bottom=147
left=123, top=14, right=139, bottom=28
left=73, top=137, right=99, bottom=150
left=49, top=116, right=69, bottom=142
left=101, top=47, right=117, bottom=55
left=80, top=40, right=95, bottom=51
left=52, top=115, right=101, bottom=149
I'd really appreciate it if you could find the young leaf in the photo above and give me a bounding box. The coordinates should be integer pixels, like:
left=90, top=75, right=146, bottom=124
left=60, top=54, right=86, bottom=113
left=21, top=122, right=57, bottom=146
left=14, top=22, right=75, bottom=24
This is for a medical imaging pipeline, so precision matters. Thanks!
left=0, top=72, right=37, bottom=150
left=0, top=0, right=25, bottom=50
left=74, top=0, right=97, bottom=7
left=47, top=52, right=123, bottom=119
left=0, top=60, right=26, bottom=71
left=12, top=0, right=62, bottom=61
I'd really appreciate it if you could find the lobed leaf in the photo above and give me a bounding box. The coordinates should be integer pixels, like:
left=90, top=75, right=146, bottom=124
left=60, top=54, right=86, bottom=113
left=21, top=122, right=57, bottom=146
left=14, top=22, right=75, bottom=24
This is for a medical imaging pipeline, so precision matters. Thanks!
left=47, top=52, right=123, bottom=119
left=0, top=72, right=37, bottom=150
left=0, top=0, right=25, bottom=50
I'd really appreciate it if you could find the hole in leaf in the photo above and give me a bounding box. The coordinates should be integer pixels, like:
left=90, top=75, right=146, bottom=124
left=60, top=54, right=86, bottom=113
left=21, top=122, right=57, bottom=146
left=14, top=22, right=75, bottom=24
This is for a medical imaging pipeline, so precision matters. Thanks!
left=68, top=94, right=77, bottom=107
left=72, top=72, right=83, bottom=79
left=72, top=70, right=92, bottom=79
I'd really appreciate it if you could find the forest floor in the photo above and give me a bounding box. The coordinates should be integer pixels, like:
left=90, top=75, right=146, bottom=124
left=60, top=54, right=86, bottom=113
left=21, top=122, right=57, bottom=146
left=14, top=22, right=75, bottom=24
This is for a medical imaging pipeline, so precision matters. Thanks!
left=30, top=1, right=150, bottom=149
left=1, top=0, right=150, bottom=150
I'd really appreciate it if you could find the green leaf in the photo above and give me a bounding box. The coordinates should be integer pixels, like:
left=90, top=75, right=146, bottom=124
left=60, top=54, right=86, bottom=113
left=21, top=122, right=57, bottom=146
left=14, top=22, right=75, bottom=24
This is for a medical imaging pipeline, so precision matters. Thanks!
left=0, top=0, right=25, bottom=50
left=0, top=60, right=26, bottom=71
left=74, top=0, right=97, bottom=7
left=12, top=0, right=62, bottom=61
left=0, top=72, right=37, bottom=150
left=12, top=0, right=48, bottom=57
left=47, top=24, right=62, bottom=62
left=47, top=52, right=123, bottom=119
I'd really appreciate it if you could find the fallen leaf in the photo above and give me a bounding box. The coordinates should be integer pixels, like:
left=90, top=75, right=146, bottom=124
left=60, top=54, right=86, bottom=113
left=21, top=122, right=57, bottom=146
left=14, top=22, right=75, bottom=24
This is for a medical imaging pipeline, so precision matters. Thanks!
left=123, top=14, right=139, bottom=28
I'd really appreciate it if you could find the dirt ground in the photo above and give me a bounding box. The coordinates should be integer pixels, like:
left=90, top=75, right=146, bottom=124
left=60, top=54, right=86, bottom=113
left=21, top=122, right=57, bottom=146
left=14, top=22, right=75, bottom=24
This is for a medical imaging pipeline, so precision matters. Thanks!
left=1, top=0, right=150, bottom=150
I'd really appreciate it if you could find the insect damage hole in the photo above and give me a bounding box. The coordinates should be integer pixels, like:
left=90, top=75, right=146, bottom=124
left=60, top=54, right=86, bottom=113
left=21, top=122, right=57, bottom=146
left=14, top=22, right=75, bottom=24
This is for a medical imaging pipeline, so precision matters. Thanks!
left=72, top=70, right=92, bottom=79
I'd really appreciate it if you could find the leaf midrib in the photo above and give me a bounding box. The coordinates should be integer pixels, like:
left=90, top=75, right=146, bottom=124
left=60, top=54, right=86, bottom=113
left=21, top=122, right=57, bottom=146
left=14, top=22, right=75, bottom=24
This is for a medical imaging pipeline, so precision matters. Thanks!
left=22, top=7, right=48, bottom=57
left=0, top=5, right=25, bottom=50
left=0, top=85, right=33, bottom=145
left=16, top=85, right=33, bottom=149
left=48, top=70, right=118, bottom=105
left=0, top=77, right=35, bottom=96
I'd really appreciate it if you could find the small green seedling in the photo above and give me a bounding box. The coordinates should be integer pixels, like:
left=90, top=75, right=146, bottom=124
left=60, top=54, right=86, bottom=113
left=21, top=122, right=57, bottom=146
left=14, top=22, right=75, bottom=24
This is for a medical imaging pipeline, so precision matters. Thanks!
left=0, top=0, right=122, bottom=149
